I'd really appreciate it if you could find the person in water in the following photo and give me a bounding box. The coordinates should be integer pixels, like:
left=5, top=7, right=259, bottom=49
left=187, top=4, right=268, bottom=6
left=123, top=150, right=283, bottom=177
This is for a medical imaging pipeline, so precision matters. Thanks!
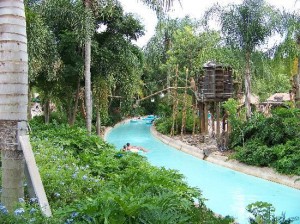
left=121, top=145, right=128, bottom=152
left=126, top=143, right=148, bottom=152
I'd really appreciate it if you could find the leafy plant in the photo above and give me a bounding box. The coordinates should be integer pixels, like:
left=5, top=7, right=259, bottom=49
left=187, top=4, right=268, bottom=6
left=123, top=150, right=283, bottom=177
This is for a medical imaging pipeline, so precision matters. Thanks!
left=0, top=118, right=233, bottom=223
left=247, top=201, right=298, bottom=224
left=229, top=107, right=300, bottom=175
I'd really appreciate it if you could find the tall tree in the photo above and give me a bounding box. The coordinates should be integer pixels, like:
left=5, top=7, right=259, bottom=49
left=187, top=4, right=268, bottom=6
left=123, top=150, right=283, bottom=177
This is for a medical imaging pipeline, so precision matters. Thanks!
left=206, top=0, right=281, bottom=118
left=29, top=0, right=88, bottom=124
left=297, top=34, right=300, bottom=107
left=272, top=11, right=300, bottom=106
left=84, top=0, right=94, bottom=135
left=0, top=0, right=28, bottom=211
left=92, top=3, right=144, bottom=120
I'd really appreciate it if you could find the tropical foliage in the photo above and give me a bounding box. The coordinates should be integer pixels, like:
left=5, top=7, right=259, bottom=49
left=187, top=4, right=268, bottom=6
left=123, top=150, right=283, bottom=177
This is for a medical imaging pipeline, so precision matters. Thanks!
left=1, top=0, right=300, bottom=222
left=205, top=0, right=283, bottom=118
left=0, top=118, right=234, bottom=223
left=224, top=99, right=300, bottom=175
left=25, top=0, right=144, bottom=126
left=246, top=201, right=298, bottom=224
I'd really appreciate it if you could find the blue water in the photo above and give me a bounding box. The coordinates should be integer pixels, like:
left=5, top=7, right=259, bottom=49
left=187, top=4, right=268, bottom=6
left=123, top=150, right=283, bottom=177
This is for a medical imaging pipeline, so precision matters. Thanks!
left=106, top=120, right=300, bottom=224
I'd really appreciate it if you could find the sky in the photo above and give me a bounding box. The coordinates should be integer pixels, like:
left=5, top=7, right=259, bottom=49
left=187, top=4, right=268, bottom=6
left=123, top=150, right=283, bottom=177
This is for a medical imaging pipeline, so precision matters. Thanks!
left=119, top=0, right=300, bottom=47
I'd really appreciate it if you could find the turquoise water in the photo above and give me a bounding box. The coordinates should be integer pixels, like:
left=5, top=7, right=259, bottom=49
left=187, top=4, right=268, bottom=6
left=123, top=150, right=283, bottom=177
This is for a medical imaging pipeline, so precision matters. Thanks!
left=106, top=120, right=300, bottom=224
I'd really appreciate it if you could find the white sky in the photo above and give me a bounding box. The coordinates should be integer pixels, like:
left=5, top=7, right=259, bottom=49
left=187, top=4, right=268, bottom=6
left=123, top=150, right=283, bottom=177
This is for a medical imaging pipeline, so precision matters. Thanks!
left=119, top=0, right=300, bottom=47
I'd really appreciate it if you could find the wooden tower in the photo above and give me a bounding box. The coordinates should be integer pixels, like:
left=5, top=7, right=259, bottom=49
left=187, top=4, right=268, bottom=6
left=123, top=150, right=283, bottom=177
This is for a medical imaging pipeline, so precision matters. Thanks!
left=197, top=61, right=234, bottom=142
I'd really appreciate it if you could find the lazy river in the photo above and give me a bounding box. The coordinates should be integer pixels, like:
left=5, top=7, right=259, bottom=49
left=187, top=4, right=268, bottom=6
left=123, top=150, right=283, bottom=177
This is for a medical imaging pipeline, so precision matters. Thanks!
left=106, top=119, right=300, bottom=224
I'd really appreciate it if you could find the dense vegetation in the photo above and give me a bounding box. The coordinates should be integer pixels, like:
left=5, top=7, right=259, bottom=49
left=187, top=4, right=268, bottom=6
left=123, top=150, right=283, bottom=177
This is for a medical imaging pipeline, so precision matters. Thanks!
left=224, top=99, right=300, bottom=176
left=1, top=0, right=299, bottom=222
left=0, top=118, right=234, bottom=223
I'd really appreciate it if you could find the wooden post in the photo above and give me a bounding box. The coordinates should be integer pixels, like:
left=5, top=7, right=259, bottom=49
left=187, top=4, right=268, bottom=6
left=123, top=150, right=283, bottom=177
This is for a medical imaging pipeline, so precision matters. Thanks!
left=200, top=103, right=205, bottom=134
left=227, top=114, right=231, bottom=133
left=211, top=103, right=215, bottom=135
left=19, top=135, right=52, bottom=217
left=181, top=68, right=188, bottom=139
left=171, top=65, right=179, bottom=136
left=216, top=102, right=220, bottom=138
left=192, top=100, right=198, bottom=136
left=204, top=103, right=208, bottom=134
left=222, top=112, right=226, bottom=132
left=17, top=122, right=35, bottom=199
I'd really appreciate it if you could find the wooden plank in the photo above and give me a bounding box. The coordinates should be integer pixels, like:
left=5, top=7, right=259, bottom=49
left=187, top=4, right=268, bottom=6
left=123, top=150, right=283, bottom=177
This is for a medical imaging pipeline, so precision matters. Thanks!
left=18, top=122, right=35, bottom=200
left=19, top=135, right=52, bottom=217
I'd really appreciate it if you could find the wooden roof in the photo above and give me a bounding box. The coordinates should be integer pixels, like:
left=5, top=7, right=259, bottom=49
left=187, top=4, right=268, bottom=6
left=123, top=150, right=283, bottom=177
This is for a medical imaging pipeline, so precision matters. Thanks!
left=266, top=93, right=290, bottom=102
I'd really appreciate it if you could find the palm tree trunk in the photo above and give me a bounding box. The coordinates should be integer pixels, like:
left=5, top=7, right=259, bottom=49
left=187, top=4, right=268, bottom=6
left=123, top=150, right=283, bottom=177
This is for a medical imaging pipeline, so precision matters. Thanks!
left=295, top=36, right=300, bottom=108
left=296, top=61, right=300, bottom=108
left=84, top=0, right=92, bottom=135
left=0, top=0, right=28, bottom=211
left=84, top=38, right=92, bottom=134
left=245, top=51, right=252, bottom=119
left=44, top=99, right=50, bottom=124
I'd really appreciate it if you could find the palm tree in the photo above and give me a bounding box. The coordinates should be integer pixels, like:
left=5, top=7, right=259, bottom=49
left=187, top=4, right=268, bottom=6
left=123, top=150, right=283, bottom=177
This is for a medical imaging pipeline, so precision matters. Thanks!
left=0, top=0, right=28, bottom=211
left=296, top=34, right=300, bottom=108
left=84, top=0, right=93, bottom=135
left=141, top=0, right=179, bottom=13
left=207, top=0, right=281, bottom=118
left=83, top=0, right=178, bottom=135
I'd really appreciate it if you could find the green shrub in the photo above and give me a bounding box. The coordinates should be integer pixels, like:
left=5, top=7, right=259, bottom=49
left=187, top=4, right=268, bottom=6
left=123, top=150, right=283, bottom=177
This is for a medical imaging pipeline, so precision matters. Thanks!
left=0, top=119, right=233, bottom=223
left=156, top=100, right=173, bottom=117
left=155, top=117, right=173, bottom=134
left=228, top=107, right=300, bottom=175
left=247, top=201, right=298, bottom=224
left=234, top=140, right=278, bottom=166
left=155, top=110, right=198, bottom=135
left=272, top=140, right=300, bottom=175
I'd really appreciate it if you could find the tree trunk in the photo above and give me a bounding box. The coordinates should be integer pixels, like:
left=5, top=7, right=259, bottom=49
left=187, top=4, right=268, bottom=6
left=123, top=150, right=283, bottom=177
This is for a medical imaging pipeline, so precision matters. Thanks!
left=84, top=0, right=92, bottom=135
left=44, top=99, right=50, bottom=124
left=96, top=107, right=101, bottom=136
left=27, top=89, right=32, bottom=120
left=0, top=0, right=28, bottom=211
left=69, top=79, right=81, bottom=126
left=295, top=36, right=300, bottom=108
left=180, top=69, right=188, bottom=138
left=170, top=65, right=178, bottom=136
left=0, top=121, right=25, bottom=212
left=245, top=51, right=252, bottom=119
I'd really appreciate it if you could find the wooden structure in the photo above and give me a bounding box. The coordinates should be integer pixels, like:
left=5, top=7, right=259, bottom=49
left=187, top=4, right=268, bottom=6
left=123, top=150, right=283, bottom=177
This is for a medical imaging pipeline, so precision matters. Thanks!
left=259, top=92, right=292, bottom=115
left=199, top=61, right=233, bottom=101
left=197, top=61, right=234, bottom=143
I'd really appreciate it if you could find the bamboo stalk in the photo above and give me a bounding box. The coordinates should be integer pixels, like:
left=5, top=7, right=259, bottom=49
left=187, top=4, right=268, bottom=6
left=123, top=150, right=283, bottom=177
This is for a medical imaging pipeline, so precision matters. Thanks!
left=171, top=65, right=179, bottom=136
left=181, top=68, right=188, bottom=139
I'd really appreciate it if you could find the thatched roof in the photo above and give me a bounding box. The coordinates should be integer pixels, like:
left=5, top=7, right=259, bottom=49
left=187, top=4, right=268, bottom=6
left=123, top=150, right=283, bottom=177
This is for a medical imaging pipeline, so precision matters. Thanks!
left=266, top=93, right=290, bottom=102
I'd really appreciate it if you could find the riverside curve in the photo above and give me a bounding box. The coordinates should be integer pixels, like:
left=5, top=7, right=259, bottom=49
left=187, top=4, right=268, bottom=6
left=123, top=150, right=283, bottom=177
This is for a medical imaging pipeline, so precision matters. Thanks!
left=104, top=119, right=300, bottom=190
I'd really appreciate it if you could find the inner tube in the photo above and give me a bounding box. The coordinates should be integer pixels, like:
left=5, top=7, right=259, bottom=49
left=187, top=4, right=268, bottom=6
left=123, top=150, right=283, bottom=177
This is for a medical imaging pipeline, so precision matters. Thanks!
left=129, top=148, right=139, bottom=153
